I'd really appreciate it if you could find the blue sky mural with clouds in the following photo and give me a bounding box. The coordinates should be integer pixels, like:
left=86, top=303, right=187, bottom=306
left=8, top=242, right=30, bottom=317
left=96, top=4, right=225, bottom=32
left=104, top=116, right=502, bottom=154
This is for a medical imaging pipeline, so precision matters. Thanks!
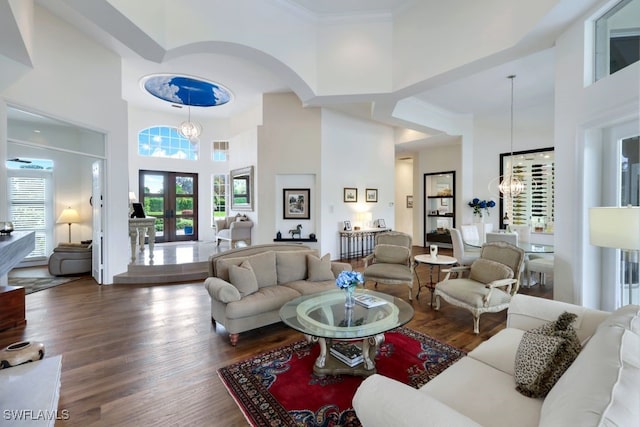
left=144, top=75, right=231, bottom=107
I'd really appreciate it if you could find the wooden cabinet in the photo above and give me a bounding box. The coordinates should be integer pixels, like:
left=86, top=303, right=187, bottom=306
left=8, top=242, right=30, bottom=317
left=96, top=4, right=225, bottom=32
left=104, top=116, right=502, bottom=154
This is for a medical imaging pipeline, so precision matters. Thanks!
left=0, top=285, right=26, bottom=331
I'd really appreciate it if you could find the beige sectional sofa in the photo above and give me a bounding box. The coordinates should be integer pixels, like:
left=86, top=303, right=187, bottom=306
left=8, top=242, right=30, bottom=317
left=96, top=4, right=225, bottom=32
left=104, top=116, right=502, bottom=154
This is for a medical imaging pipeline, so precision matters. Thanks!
left=204, top=244, right=351, bottom=345
left=353, top=294, right=640, bottom=427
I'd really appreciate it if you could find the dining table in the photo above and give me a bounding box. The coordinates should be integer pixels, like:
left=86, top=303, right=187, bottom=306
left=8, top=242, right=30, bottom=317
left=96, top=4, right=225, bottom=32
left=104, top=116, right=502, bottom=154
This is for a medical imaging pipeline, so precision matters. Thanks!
left=466, top=239, right=554, bottom=254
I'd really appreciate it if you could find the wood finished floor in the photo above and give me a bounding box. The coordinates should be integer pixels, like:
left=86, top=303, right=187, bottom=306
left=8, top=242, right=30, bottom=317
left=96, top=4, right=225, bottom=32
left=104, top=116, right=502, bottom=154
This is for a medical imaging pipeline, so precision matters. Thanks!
left=0, top=247, right=551, bottom=426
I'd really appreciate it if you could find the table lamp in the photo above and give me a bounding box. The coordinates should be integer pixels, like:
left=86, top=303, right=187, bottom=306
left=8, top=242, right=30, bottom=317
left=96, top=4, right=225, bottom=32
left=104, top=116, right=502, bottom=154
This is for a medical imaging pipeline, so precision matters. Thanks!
left=57, top=207, right=80, bottom=243
left=589, top=206, right=640, bottom=306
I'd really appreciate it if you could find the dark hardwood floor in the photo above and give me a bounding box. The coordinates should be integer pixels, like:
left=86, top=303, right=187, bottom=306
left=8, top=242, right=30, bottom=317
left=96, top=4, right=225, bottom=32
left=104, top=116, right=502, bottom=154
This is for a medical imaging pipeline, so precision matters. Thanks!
left=0, top=247, right=551, bottom=426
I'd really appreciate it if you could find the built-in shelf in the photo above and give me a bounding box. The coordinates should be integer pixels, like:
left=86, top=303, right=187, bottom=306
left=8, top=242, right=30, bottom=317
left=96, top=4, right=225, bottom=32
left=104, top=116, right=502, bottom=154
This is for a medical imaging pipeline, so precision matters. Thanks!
left=274, top=238, right=317, bottom=242
left=424, top=171, right=456, bottom=247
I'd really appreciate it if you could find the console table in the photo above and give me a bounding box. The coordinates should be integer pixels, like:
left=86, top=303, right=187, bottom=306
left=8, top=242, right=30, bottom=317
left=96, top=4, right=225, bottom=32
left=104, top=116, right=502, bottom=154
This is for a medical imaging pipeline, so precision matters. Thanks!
left=339, top=228, right=390, bottom=260
left=129, top=217, right=156, bottom=262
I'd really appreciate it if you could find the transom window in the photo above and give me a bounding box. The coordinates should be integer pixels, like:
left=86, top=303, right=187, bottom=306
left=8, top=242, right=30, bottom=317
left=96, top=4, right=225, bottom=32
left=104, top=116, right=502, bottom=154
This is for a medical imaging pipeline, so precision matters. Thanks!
left=593, top=0, right=640, bottom=82
left=212, top=141, right=229, bottom=162
left=138, top=126, right=198, bottom=160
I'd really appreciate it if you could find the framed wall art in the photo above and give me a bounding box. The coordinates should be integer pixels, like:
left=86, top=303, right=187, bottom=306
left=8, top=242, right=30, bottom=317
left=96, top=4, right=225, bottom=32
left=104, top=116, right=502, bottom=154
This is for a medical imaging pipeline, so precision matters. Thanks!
left=283, top=188, right=310, bottom=219
left=365, top=188, right=378, bottom=203
left=406, top=195, right=413, bottom=208
left=343, top=188, right=357, bottom=203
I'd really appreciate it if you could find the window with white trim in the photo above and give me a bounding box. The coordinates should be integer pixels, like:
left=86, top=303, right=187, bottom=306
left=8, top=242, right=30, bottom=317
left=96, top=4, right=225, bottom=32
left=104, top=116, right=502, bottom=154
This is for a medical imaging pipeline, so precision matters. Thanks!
left=594, top=0, right=640, bottom=82
left=138, top=126, right=198, bottom=160
left=212, top=174, right=228, bottom=224
left=6, top=159, right=54, bottom=260
left=212, top=141, right=229, bottom=161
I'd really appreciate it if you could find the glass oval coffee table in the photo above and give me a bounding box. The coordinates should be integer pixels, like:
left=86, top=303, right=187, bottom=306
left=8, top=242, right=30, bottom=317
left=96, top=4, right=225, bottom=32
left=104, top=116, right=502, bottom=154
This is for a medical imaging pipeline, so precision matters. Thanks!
left=280, top=289, right=414, bottom=377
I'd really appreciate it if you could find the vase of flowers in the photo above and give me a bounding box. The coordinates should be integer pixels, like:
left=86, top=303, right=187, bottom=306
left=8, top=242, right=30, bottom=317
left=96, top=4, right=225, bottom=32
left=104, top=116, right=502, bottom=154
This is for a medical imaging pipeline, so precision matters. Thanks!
left=336, top=270, right=364, bottom=308
left=468, top=198, right=496, bottom=220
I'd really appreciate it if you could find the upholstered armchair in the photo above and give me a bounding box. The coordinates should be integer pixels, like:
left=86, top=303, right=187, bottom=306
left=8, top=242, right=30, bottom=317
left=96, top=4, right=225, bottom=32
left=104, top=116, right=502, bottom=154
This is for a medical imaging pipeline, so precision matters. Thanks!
left=434, top=241, right=525, bottom=334
left=215, top=215, right=253, bottom=247
left=363, top=231, right=414, bottom=300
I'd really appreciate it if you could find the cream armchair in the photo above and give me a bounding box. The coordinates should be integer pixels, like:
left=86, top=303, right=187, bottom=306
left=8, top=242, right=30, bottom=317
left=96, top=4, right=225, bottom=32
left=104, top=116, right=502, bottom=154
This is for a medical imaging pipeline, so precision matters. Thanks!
left=363, top=231, right=414, bottom=300
left=434, top=241, right=525, bottom=334
left=215, top=215, right=253, bottom=247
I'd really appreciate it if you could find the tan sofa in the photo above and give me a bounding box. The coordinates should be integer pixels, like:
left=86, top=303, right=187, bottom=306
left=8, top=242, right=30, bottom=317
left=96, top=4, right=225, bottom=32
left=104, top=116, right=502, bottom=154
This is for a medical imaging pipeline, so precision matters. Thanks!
left=204, top=244, right=351, bottom=345
left=353, top=294, right=640, bottom=427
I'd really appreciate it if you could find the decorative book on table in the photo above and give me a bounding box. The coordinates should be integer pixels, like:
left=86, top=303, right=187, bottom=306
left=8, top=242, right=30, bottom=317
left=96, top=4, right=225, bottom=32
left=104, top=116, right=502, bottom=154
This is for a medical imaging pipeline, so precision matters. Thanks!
left=354, top=293, right=388, bottom=308
left=330, top=342, right=363, bottom=367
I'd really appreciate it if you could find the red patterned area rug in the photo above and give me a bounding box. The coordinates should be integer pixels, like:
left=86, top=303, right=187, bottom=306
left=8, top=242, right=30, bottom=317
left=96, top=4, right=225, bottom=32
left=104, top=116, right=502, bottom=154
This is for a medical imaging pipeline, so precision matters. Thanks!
left=217, top=327, right=465, bottom=427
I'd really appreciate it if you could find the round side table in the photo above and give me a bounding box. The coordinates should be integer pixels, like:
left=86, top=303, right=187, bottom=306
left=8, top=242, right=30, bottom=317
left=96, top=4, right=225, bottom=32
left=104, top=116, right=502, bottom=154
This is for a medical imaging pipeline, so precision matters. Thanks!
left=414, top=254, right=457, bottom=306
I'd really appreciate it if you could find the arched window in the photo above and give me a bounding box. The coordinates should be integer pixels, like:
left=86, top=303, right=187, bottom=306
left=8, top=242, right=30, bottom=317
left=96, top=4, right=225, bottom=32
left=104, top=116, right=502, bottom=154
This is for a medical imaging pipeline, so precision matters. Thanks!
left=138, top=126, right=198, bottom=160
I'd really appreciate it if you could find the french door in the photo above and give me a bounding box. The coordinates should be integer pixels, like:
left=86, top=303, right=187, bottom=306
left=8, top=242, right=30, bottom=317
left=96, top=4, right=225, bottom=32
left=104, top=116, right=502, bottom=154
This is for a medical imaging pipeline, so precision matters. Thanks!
left=139, top=171, right=198, bottom=242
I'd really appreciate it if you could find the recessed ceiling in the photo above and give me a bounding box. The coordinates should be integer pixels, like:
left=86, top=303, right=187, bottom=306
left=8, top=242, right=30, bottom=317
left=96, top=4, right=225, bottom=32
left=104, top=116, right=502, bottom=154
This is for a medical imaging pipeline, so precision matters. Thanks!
left=285, top=0, right=411, bottom=15
left=142, top=75, right=232, bottom=107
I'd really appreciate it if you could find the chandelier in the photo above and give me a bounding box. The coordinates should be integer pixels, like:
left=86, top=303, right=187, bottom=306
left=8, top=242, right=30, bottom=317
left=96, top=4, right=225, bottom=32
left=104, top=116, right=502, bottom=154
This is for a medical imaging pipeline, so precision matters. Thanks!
left=498, top=75, right=524, bottom=198
left=178, top=91, right=202, bottom=143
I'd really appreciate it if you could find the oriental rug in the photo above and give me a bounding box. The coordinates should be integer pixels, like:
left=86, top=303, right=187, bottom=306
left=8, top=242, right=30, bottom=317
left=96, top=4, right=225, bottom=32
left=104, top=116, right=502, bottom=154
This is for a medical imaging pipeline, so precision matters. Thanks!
left=8, top=276, right=78, bottom=295
left=217, top=326, right=465, bottom=427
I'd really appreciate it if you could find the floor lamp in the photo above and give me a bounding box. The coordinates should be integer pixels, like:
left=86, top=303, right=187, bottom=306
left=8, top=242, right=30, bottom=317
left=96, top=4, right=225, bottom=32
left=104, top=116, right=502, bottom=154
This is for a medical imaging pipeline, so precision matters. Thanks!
left=57, top=207, right=80, bottom=243
left=589, top=206, right=640, bottom=306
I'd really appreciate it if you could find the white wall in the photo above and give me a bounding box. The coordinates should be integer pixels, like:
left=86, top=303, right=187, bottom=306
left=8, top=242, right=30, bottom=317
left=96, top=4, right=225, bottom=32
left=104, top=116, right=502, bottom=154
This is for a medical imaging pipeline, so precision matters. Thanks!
left=395, top=157, right=414, bottom=239
left=554, top=0, right=640, bottom=308
left=321, top=109, right=395, bottom=258
left=472, top=102, right=555, bottom=231
left=1, top=6, right=129, bottom=283
left=256, top=92, right=321, bottom=246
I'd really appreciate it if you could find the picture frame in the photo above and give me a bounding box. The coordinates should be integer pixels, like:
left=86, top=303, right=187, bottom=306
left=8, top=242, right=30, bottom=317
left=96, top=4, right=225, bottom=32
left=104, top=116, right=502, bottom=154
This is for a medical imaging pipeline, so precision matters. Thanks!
left=440, top=198, right=449, bottom=207
left=406, top=195, right=413, bottom=208
left=343, top=220, right=352, bottom=231
left=283, top=188, right=310, bottom=220
left=365, top=188, right=378, bottom=203
left=376, top=218, right=386, bottom=228
left=343, top=188, right=357, bottom=203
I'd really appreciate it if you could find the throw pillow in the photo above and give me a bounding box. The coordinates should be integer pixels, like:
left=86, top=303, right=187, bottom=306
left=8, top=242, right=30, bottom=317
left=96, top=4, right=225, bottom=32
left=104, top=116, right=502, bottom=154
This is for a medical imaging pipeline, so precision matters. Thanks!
left=307, top=253, right=334, bottom=281
left=468, top=258, right=514, bottom=284
left=276, top=250, right=315, bottom=284
left=228, top=260, right=259, bottom=297
left=514, top=312, right=582, bottom=398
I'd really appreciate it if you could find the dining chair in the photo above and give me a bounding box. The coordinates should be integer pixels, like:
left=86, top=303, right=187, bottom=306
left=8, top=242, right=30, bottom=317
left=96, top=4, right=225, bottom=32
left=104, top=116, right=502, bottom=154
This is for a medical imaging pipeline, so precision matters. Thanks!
left=525, top=254, right=554, bottom=287
left=510, top=225, right=531, bottom=243
left=449, top=228, right=481, bottom=266
left=460, top=225, right=480, bottom=243
left=485, top=231, right=518, bottom=246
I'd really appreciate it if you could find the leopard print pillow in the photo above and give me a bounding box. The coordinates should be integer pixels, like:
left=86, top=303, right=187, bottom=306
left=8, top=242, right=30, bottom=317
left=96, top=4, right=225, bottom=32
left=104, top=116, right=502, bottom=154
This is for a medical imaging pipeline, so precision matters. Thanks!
left=514, top=312, right=582, bottom=398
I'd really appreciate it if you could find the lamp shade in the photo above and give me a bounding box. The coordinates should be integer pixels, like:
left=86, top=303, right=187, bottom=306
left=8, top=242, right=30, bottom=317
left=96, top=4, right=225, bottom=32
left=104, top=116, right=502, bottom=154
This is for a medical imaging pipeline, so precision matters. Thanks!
left=589, top=206, right=640, bottom=251
left=57, top=207, right=80, bottom=224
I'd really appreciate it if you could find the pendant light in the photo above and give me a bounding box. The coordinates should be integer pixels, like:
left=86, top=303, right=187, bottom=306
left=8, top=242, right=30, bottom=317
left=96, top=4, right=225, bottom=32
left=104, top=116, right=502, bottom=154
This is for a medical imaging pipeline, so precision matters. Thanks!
left=178, top=90, right=202, bottom=143
left=498, top=75, right=524, bottom=198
